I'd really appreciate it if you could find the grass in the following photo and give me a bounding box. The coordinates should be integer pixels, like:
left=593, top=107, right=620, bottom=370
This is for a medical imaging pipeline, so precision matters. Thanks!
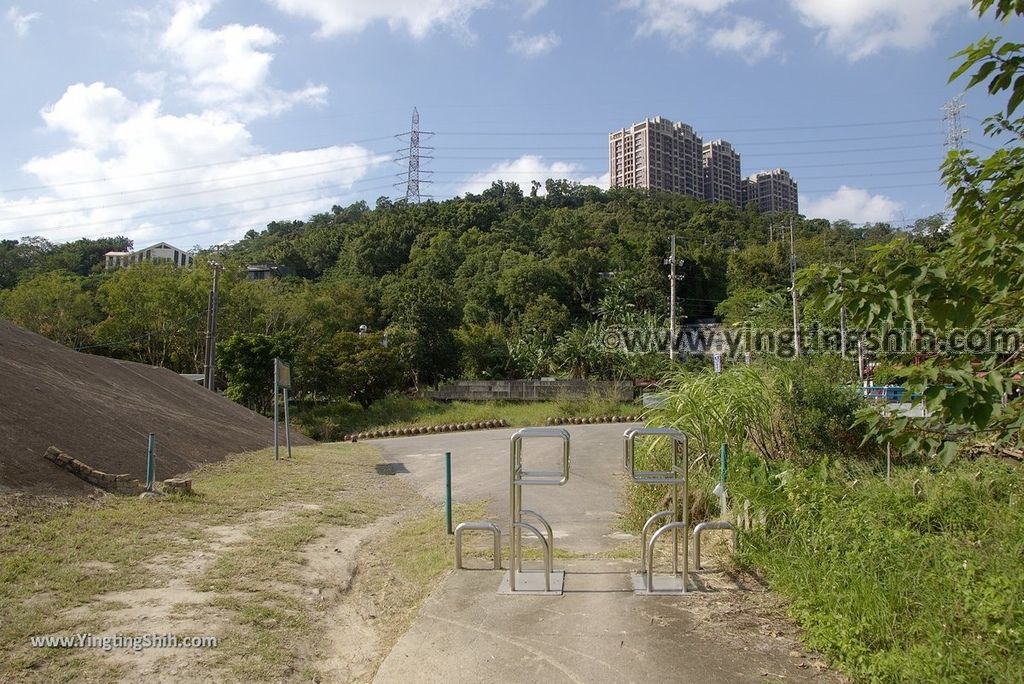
left=729, top=456, right=1024, bottom=683
left=294, top=394, right=640, bottom=441
left=0, top=443, right=443, bottom=682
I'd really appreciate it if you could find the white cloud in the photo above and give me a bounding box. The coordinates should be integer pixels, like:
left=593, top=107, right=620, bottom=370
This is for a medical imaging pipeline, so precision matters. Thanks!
left=267, top=0, right=490, bottom=39
left=0, top=6, right=384, bottom=247
left=521, top=0, right=547, bottom=18
left=509, top=31, right=560, bottom=58
left=788, top=0, right=966, bottom=60
left=459, top=155, right=608, bottom=195
left=709, top=17, right=781, bottom=63
left=621, top=0, right=737, bottom=43
left=161, top=1, right=326, bottom=120
left=6, top=6, right=40, bottom=37
left=801, top=186, right=902, bottom=223
left=1, top=83, right=387, bottom=245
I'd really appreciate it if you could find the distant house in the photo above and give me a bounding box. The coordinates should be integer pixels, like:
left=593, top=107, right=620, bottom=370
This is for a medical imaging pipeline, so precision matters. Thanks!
left=246, top=263, right=290, bottom=281
left=104, top=242, right=194, bottom=270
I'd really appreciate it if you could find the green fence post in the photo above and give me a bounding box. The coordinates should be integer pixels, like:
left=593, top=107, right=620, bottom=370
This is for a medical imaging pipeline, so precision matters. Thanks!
left=720, top=443, right=728, bottom=484
left=445, top=452, right=453, bottom=535
left=146, top=433, right=156, bottom=492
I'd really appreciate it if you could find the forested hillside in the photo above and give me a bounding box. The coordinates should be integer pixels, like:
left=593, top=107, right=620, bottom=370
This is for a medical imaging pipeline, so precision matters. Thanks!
left=0, top=183, right=945, bottom=406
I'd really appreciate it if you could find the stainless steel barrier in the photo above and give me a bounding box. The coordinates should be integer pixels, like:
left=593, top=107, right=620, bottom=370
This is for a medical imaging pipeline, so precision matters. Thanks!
left=506, top=427, right=570, bottom=594
left=624, top=427, right=691, bottom=594
left=692, top=520, right=737, bottom=571
left=454, top=521, right=502, bottom=570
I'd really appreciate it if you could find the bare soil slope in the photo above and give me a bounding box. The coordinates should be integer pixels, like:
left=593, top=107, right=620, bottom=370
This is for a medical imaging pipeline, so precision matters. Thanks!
left=0, top=321, right=310, bottom=495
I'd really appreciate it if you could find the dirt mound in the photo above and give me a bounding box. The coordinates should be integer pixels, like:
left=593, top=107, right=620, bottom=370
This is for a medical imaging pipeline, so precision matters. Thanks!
left=0, top=321, right=311, bottom=495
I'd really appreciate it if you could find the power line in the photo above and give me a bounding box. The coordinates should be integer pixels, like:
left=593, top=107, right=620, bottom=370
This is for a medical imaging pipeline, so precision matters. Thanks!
left=440, top=132, right=943, bottom=149
left=6, top=151, right=393, bottom=208
left=0, top=136, right=397, bottom=194
left=0, top=173, right=398, bottom=237
left=0, top=179, right=399, bottom=241
left=0, top=157, right=392, bottom=223
left=434, top=118, right=940, bottom=136
left=75, top=309, right=208, bottom=352
left=432, top=144, right=941, bottom=162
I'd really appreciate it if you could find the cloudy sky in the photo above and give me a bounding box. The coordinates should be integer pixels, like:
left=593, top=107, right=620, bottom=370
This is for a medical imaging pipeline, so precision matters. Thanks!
left=0, top=0, right=1006, bottom=248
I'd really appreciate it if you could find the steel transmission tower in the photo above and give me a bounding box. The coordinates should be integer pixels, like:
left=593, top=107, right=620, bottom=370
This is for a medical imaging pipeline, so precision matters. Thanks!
left=942, top=96, right=967, bottom=153
left=396, top=107, right=434, bottom=203
left=942, top=96, right=968, bottom=209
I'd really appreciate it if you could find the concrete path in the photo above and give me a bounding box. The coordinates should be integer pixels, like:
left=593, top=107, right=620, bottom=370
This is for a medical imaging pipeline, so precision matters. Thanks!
left=372, top=423, right=639, bottom=553
left=370, top=425, right=836, bottom=683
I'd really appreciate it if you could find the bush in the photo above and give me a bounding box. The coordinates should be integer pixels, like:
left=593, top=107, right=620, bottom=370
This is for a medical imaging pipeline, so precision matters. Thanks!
left=732, top=458, right=1024, bottom=682
left=773, top=357, right=870, bottom=465
left=625, top=358, right=876, bottom=530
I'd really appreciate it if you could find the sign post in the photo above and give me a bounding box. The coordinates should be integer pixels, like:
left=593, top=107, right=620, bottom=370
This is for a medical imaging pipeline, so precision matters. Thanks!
left=274, top=358, right=293, bottom=460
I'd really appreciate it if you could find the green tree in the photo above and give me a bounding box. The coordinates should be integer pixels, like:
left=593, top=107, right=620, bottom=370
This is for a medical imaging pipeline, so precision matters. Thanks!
left=0, top=272, right=96, bottom=347
left=331, top=332, right=407, bottom=409
left=804, top=0, right=1024, bottom=463
left=217, top=331, right=295, bottom=411
left=93, top=263, right=209, bottom=370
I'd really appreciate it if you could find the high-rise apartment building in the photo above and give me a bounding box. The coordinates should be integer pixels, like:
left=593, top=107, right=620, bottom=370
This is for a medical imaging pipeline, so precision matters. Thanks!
left=702, top=139, right=742, bottom=208
left=609, top=116, right=704, bottom=198
left=742, top=169, right=799, bottom=214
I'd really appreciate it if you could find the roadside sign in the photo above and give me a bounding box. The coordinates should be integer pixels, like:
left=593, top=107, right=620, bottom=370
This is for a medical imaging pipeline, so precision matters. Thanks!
left=275, top=358, right=292, bottom=389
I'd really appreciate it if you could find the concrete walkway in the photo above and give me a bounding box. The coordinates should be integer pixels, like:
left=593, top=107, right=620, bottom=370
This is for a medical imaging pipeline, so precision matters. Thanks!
left=371, top=425, right=836, bottom=683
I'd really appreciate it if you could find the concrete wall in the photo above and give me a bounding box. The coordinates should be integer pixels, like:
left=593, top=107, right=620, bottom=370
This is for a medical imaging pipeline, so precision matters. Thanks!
left=426, top=380, right=634, bottom=402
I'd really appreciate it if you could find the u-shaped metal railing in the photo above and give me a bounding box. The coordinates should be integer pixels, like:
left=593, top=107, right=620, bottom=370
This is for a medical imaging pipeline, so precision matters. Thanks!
left=508, top=427, right=570, bottom=592
left=624, top=427, right=690, bottom=593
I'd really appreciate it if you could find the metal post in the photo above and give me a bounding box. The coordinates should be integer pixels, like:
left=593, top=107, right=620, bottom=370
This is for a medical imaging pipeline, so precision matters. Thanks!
left=671, top=446, right=679, bottom=575
left=509, top=437, right=517, bottom=589
left=283, top=387, right=292, bottom=459
left=886, top=442, right=892, bottom=482
left=146, top=433, right=156, bottom=492
left=203, top=290, right=214, bottom=388
left=681, top=440, right=688, bottom=590
left=209, top=263, right=220, bottom=386
left=840, top=303, right=848, bottom=358
left=790, top=222, right=801, bottom=356
left=273, top=362, right=279, bottom=462
left=857, top=337, right=865, bottom=381
left=445, top=452, right=453, bottom=535
left=720, top=443, right=728, bottom=484
left=669, top=233, right=677, bottom=361
left=203, top=262, right=221, bottom=390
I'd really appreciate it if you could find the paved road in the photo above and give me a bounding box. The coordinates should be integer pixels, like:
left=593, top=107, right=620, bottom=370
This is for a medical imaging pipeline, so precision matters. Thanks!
left=369, top=425, right=835, bottom=683
left=373, top=423, right=639, bottom=552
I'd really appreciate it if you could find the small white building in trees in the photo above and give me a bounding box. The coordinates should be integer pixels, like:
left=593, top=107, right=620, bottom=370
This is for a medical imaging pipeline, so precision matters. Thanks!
left=104, top=242, right=194, bottom=270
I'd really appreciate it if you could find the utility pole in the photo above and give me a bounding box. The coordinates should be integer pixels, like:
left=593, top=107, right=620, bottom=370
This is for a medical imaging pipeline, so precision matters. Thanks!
left=669, top=233, right=677, bottom=360
left=663, top=234, right=683, bottom=360
left=203, top=261, right=222, bottom=390
left=789, top=222, right=801, bottom=356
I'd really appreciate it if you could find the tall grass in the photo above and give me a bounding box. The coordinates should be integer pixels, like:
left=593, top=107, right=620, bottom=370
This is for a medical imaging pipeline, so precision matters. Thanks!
left=733, top=457, right=1024, bottom=682
left=647, top=365, right=785, bottom=462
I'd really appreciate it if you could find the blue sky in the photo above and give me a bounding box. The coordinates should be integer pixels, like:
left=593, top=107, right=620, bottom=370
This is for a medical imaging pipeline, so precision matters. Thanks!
left=0, top=0, right=1008, bottom=249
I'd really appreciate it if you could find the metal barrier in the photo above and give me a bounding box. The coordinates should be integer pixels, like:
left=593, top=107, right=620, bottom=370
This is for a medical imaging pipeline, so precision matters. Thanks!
left=624, top=427, right=690, bottom=594
left=454, top=521, right=501, bottom=570
left=692, top=520, right=737, bottom=571
left=506, top=427, right=570, bottom=594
